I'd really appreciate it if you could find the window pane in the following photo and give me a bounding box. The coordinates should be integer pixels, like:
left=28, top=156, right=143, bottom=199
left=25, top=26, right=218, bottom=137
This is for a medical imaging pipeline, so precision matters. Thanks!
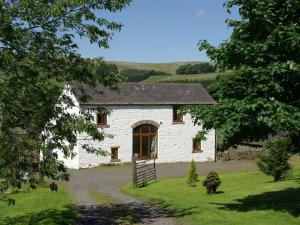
left=150, top=135, right=157, bottom=158
left=173, top=106, right=183, bottom=122
left=111, top=148, right=118, bottom=159
left=193, top=139, right=201, bottom=150
left=141, top=136, right=148, bottom=159
left=97, top=113, right=102, bottom=124
left=97, top=113, right=107, bottom=125
left=133, top=126, right=140, bottom=134
left=150, top=125, right=157, bottom=133
left=141, top=125, right=149, bottom=134
left=133, top=136, right=140, bottom=158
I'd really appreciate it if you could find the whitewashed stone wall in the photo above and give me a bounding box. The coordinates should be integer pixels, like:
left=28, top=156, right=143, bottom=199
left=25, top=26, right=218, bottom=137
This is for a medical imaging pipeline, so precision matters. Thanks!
left=59, top=88, right=216, bottom=169
left=77, top=105, right=215, bottom=169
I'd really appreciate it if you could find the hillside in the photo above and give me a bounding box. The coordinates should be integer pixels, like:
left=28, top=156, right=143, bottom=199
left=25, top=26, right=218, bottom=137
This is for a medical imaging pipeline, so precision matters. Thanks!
left=141, top=73, right=219, bottom=83
left=110, top=61, right=204, bottom=74
left=108, top=61, right=222, bottom=89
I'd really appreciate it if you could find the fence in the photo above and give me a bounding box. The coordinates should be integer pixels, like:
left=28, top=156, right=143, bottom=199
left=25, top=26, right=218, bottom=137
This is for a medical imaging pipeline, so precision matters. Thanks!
left=132, top=156, right=156, bottom=188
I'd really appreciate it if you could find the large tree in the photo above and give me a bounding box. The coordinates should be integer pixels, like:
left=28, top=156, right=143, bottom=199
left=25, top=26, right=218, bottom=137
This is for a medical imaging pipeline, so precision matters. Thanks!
left=187, top=0, right=300, bottom=148
left=0, top=0, right=131, bottom=192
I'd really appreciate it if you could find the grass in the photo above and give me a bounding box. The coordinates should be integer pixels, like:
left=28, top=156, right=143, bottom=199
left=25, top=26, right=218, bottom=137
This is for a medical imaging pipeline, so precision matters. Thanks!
left=141, top=75, right=171, bottom=83
left=0, top=184, right=76, bottom=225
left=122, top=156, right=300, bottom=225
left=111, top=61, right=203, bottom=74
left=141, top=72, right=222, bottom=84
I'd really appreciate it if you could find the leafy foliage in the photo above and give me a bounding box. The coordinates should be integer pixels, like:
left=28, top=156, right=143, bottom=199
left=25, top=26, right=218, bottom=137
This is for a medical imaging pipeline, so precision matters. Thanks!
left=187, top=0, right=300, bottom=147
left=0, top=0, right=131, bottom=194
left=202, top=172, right=221, bottom=194
left=257, top=137, right=292, bottom=181
left=187, top=160, right=198, bottom=186
left=176, top=63, right=215, bottom=74
left=120, top=69, right=170, bottom=82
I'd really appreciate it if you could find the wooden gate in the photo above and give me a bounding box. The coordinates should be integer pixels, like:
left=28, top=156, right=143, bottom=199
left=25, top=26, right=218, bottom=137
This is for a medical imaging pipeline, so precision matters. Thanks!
left=132, top=156, right=156, bottom=188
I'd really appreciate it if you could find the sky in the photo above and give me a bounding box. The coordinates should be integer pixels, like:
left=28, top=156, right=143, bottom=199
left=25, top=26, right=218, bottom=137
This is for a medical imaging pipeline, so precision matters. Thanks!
left=76, top=0, right=239, bottom=63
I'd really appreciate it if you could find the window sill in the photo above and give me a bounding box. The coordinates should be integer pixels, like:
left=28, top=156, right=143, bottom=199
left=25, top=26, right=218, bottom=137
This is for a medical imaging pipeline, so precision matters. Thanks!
left=97, top=124, right=110, bottom=128
left=172, top=121, right=185, bottom=124
left=110, top=159, right=120, bottom=162
left=192, top=149, right=203, bottom=153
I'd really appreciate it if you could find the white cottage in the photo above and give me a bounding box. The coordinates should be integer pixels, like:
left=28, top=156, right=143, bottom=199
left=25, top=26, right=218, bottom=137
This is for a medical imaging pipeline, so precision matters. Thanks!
left=61, top=82, right=216, bottom=169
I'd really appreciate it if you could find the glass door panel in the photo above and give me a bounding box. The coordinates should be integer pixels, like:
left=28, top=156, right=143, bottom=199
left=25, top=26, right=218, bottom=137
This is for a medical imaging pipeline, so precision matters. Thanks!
left=141, top=136, right=149, bottom=159
left=150, top=135, right=157, bottom=159
left=133, top=135, right=140, bottom=159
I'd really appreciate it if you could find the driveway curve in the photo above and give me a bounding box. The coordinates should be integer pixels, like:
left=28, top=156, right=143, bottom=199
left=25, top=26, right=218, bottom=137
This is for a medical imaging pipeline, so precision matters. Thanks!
left=68, top=160, right=257, bottom=224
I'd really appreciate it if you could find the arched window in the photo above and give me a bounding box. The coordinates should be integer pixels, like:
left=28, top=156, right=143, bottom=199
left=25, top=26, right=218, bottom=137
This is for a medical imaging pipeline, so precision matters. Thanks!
left=133, top=124, right=158, bottom=160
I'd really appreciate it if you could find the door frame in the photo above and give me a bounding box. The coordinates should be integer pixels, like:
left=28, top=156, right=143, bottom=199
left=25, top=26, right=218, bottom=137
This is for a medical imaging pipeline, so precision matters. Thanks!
left=132, top=123, right=158, bottom=160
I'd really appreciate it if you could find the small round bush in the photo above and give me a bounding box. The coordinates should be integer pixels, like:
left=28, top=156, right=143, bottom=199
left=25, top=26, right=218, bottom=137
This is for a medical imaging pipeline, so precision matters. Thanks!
left=202, top=172, right=221, bottom=194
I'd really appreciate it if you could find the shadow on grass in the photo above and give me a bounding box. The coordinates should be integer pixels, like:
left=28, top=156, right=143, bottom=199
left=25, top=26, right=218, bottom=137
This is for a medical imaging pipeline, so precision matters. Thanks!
left=0, top=200, right=195, bottom=225
left=212, top=187, right=300, bottom=217
left=76, top=200, right=197, bottom=225
left=0, top=204, right=77, bottom=225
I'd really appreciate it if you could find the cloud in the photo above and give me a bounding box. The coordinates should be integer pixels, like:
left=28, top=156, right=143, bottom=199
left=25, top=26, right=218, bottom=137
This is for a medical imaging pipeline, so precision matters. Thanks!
left=196, top=9, right=205, bottom=17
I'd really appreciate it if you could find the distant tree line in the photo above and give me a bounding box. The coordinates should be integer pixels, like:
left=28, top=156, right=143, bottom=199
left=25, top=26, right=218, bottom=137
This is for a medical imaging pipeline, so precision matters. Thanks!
left=120, top=69, right=171, bottom=82
left=176, top=63, right=215, bottom=74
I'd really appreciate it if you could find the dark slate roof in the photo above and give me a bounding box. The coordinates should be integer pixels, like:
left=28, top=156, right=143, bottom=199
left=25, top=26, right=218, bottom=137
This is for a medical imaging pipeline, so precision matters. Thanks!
left=70, top=82, right=215, bottom=105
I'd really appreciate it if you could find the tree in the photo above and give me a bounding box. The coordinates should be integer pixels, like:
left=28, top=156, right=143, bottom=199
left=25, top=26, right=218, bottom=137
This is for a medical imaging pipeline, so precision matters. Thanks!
left=120, top=69, right=170, bottom=82
left=257, top=137, right=292, bottom=181
left=0, top=0, right=131, bottom=193
left=176, top=63, right=215, bottom=74
left=187, top=160, right=198, bottom=186
left=187, top=0, right=300, bottom=148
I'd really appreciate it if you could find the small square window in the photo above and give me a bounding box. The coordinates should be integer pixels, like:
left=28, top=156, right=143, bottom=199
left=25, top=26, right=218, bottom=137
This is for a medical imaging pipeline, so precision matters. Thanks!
left=96, top=113, right=107, bottom=126
left=193, top=139, right=202, bottom=152
left=111, top=147, right=119, bottom=160
left=173, top=106, right=183, bottom=122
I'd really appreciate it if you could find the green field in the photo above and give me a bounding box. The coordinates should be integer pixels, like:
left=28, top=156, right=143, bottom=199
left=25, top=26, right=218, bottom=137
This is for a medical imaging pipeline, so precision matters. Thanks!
left=142, top=73, right=219, bottom=83
left=122, top=156, right=300, bottom=225
left=111, top=61, right=204, bottom=74
left=0, top=185, right=76, bottom=225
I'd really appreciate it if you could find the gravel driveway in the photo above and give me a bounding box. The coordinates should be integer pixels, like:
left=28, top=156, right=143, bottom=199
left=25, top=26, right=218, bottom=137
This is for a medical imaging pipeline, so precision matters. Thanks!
left=68, top=160, right=257, bottom=225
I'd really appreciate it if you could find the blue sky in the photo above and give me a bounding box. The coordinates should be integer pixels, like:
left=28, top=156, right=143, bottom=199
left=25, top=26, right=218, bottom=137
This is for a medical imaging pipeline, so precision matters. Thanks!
left=76, top=0, right=238, bottom=63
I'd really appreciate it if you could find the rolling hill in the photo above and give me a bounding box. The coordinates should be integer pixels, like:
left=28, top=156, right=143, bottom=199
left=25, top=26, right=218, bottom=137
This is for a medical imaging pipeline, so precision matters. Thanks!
left=110, top=61, right=204, bottom=74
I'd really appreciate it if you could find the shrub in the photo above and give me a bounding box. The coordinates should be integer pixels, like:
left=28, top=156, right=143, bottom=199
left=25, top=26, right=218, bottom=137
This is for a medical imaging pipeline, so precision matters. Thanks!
left=28, top=176, right=38, bottom=189
left=257, top=137, right=292, bottom=182
left=187, top=160, right=198, bottom=186
left=202, top=172, right=221, bottom=194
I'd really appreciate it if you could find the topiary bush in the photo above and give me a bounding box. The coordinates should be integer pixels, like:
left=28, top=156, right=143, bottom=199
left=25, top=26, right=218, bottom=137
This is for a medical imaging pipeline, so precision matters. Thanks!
left=257, top=137, right=292, bottom=182
left=202, top=172, right=221, bottom=194
left=187, top=160, right=198, bottom=186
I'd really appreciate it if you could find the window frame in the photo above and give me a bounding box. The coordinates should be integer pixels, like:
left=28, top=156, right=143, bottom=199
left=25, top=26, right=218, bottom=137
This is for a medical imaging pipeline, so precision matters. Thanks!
left=96, top=112, right=107, bottom=127
left=133, top=124, right=158, bottom=160
left=111, top=147, right=120, bottom=162
left=192, top=138, right=202, bottom=153
left=172, top=105, right=183, bottom=123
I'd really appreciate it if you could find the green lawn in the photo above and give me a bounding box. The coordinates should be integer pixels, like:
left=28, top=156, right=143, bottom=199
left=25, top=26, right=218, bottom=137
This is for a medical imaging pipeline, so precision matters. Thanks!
left=122, top=161, right=300, bottom=225
left=0, top=185, right=76, bottom=225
